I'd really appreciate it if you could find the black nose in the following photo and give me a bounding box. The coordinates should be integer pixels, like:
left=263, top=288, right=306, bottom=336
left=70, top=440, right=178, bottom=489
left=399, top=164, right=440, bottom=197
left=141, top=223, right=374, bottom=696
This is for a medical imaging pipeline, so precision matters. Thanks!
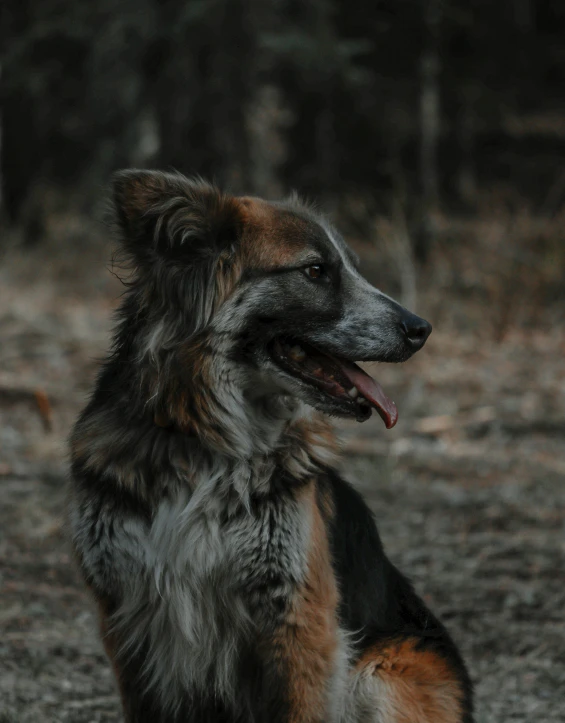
left=399, top=312, right=432, bottom=349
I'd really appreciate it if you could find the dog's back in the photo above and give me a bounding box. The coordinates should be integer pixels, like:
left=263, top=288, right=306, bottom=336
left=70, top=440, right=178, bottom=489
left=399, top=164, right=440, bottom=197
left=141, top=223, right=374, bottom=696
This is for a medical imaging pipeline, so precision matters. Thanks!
left=69, top=170, right=473, bottom=722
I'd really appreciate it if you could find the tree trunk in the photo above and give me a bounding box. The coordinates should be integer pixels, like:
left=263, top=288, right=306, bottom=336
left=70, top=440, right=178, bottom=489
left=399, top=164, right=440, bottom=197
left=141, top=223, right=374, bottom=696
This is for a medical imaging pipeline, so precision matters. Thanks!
left=417, top=0, right=441, bottom=263
left=457, top=86, right=477, bottom=205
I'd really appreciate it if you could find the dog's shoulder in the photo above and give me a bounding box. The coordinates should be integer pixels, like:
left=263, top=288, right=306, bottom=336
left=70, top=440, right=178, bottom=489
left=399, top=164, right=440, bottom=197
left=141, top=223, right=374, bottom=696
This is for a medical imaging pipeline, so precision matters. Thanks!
left=317, top=469, right=437, bottom=644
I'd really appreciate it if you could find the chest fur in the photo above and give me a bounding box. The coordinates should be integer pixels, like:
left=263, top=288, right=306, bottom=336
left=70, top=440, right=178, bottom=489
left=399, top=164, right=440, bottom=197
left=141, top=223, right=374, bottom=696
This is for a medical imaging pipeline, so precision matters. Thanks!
left=108, top=465, right=315, bottom=704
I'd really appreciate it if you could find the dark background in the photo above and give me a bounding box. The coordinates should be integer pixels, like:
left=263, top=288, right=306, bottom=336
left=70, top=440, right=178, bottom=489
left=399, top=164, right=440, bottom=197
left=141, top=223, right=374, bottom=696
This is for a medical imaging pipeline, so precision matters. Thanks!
left=3, top=0, right=565, bottom=327
left=1, top=2, right=565, bottom=721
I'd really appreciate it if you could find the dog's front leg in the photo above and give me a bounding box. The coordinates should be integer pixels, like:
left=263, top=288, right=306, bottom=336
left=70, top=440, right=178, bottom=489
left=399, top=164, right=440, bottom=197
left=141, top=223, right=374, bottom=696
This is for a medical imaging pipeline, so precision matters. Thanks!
left=263, top=485, right=341, bottom=723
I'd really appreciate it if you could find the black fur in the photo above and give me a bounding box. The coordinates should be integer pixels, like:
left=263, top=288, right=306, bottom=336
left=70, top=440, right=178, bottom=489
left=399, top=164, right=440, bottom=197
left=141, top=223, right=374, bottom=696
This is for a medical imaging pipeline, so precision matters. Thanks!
left=323, top=470, right=474, bottom=720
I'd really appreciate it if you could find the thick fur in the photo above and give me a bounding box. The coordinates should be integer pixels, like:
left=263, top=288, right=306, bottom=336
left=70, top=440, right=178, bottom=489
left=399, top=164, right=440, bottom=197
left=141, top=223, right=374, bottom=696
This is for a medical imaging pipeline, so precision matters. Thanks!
left=68, top=170, right=473, bottom=722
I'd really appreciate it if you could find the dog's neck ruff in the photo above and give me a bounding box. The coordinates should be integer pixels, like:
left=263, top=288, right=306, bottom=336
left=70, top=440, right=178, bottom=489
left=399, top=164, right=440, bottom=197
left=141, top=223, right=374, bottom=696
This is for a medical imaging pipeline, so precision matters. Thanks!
left=141, top=325, right=338, bottom=472
left=155, top=390, right=339, bottom=490
left=72, top=366, right=338, bottom=507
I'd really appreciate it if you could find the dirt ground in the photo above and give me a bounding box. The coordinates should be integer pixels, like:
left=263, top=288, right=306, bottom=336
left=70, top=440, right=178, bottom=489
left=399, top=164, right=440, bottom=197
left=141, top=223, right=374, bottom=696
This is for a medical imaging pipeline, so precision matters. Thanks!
left=1, top=237, right=564, bottom=722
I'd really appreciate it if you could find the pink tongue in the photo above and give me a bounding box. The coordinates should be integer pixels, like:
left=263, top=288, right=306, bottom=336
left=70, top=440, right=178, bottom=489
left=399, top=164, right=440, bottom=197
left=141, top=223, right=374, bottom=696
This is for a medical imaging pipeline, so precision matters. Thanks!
left=338, top=361, right=398, bottom=429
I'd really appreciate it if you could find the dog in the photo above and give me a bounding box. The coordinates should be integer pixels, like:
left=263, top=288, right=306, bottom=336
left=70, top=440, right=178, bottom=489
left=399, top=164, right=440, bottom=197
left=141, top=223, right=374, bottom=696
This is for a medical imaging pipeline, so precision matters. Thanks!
left=68, top=170, right=473, bottom=722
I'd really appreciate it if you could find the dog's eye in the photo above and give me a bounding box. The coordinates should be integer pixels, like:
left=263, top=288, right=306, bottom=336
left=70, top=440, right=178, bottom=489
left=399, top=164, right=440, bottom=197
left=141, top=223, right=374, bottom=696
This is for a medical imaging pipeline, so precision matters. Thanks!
left=305, top=264, right=326, bottom=280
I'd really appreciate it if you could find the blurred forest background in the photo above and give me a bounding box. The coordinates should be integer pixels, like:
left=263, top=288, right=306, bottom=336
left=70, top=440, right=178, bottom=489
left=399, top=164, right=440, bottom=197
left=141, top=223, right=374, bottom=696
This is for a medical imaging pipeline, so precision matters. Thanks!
left=2, top=0, right=565, bottom=330
left=1, top=1, right=565, bottom=722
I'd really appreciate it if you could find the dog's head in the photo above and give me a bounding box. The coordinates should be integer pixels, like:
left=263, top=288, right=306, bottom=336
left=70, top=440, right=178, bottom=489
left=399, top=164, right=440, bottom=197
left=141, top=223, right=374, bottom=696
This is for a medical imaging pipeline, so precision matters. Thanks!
left=113, top=170, right=431, bottom=434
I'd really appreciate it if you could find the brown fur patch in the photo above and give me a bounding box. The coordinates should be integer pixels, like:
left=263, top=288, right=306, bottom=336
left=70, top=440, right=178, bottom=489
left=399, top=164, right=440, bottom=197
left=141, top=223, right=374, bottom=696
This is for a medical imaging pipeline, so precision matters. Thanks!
left=162, top=336, right=228, bottom=451
left=356, top=638, right=465, bottom=723
left=278, top=415, right=339, bottom=480
left=239, top=197, right=323, bottom=272
left=269, top=482, right=339, bottom=722
left=297, top=415, right=340, bottom=469
left=70, top=419, right=132, bottom=486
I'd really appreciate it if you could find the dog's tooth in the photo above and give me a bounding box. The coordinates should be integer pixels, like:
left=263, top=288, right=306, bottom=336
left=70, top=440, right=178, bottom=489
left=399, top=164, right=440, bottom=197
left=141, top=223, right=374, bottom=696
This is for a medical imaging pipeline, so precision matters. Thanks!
left=357, top=395, right=369, bottom=405
left=347, top=386, right=359, bottom=399
left=289, top=346, right=306, bottom=361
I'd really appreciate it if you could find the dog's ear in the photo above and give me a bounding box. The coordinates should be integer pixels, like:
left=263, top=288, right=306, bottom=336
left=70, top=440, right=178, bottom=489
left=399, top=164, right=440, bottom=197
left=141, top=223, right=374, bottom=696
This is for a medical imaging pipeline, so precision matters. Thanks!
left=112, top=169, right=244, bottom=265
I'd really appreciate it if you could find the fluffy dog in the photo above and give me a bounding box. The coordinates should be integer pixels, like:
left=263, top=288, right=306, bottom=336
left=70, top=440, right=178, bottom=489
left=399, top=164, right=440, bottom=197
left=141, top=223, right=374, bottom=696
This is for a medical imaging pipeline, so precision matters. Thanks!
left=69, top=170, right=473, bottom=722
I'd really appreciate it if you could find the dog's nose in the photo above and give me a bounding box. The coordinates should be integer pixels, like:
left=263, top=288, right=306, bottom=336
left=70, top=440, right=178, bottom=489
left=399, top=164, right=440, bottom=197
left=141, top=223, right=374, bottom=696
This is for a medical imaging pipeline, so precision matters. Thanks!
left=399, top=312, right=432, bottom=349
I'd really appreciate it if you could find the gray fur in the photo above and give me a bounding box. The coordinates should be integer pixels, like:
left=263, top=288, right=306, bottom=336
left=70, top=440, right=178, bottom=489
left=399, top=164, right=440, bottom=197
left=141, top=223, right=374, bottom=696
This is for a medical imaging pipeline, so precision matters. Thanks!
left=70, top=451, right=313, bottom=714
left=139, top=481, right=308, bottom=703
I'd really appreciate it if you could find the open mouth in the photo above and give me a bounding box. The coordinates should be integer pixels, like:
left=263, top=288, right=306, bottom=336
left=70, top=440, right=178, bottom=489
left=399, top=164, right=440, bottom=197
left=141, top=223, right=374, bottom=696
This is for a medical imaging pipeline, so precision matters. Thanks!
left=270, top=338, right=398, bottom=428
